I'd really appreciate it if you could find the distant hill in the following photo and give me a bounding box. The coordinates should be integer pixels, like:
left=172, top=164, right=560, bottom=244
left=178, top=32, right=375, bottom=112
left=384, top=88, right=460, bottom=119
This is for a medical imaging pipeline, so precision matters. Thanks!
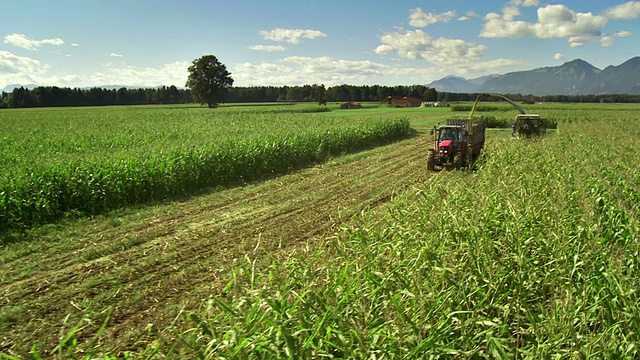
left=582, top=57, right=640, bottom=95
left=1, top=84, right=38, bottom=93
left=468, top=74, right=500, bottom=86
left=426, top=76, right=475, bottom=93
left=427, top=57, right=640, bottom=95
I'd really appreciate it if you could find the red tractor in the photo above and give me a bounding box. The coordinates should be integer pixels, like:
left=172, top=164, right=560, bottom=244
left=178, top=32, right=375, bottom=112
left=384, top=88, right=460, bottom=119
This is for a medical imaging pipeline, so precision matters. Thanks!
left=427, top=119, right=486, bottom=171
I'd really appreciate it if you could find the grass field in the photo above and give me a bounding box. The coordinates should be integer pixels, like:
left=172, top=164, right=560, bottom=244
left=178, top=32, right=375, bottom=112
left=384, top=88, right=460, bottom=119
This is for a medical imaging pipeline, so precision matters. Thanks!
left=1, top=102, right=639, bottom=358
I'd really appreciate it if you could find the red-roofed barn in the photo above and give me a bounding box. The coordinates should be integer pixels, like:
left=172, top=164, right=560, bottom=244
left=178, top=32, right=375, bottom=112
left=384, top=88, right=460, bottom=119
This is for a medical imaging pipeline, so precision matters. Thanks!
left=382, top=96, right=422, bottom=107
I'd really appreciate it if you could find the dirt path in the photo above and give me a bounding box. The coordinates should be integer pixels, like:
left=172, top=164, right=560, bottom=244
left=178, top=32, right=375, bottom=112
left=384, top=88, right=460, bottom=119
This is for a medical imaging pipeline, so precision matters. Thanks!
left=0, top=134, right=431, bottom=356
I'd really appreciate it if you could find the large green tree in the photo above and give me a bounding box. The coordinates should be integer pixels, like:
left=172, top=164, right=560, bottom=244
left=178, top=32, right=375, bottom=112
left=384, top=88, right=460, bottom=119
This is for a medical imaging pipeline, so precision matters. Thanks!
left=186, top=55, right=234, bottom=108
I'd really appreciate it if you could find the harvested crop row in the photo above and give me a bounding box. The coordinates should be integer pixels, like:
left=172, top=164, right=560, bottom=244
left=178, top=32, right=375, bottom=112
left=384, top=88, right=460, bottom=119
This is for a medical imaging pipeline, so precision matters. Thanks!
left=175, top=118, right=639, bottom=358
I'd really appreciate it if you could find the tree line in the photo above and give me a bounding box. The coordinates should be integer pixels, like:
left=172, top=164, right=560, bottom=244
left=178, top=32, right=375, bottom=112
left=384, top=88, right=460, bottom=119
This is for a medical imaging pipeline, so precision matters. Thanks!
left=0, top=85, right=193, bottom=108
left=226, top=84, right=439, bottom=104
left=441, top=92, right=640, bottom=104
left=2, top=84, right=640, bottom=109
left=0, top=84, right=438, bottom=108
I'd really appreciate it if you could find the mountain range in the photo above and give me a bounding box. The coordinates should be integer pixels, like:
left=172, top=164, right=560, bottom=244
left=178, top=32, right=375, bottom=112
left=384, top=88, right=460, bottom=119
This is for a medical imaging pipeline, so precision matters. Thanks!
left=1, top=83, right=38, bottom=93
left=427, top=57, right=640, bottom=96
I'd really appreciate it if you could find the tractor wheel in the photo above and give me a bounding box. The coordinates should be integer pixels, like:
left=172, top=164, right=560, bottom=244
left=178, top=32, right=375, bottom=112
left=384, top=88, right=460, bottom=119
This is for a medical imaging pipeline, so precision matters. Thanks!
left=427, top=151, right=436, bottom=171
left=454, top=147, right=472, bottom=170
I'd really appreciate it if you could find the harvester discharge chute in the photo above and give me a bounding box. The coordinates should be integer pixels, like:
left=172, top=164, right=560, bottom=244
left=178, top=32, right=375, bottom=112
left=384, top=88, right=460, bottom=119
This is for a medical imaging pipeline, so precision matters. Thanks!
left=469, top=93, right=546, bottom=139
left=427, top=93, right=544, bottom=171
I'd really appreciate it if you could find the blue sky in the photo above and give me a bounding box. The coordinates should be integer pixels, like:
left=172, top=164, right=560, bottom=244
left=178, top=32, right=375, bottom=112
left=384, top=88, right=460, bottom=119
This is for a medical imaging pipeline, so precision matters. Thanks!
left=1, top=0, right=639, bottom=89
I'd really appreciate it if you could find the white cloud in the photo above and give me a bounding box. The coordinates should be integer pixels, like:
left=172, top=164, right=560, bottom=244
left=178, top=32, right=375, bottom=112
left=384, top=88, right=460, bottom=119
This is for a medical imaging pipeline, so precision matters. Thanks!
left=91, top=61, right=190, bottom=87
left=502, top=6, right=521, bottom=21
left=71, top=43, right=79, bottom=47
left=554, top=52, right=564, bottom=60
left=375, top=29, right=525, bottom=81
left=386, top=57, right=525, bottom=82
left=605, top=1, right=640, bottom=19
left=0, top=51, right=47, bottom=75
left=600, top=36, right=614, bottom=47
left=282, top=56, right=385, bottom=75
left=512, top=0, right=540, bottom=7
left=480, top=4, right=608, bottom=47
left=375, top=29, right=487, bottom=64
left=374, top=29, right=524, bottom=78
left=249, top=45, right=286, bottom=52
left=232, top=57, right=387, bottom=86
left=0, top=50, right=86, bottom=89
left=614, top=30, right=632, bottom=37
left=259, top=28, right=327, bottom=44
left=37, top=74, right=83, bottom=87
left=409, top=8, right=456, bottom=27
left=1, top=55, right=190, bottom=89
left=568, top=35, right=590, bottom=47
left=3, top=33, right=64, bottom=51
left=458, top=11, right=480, bottom=21
left=110, top=53, right=124, bottom=58
left=375, top=44, right=394, bottom=54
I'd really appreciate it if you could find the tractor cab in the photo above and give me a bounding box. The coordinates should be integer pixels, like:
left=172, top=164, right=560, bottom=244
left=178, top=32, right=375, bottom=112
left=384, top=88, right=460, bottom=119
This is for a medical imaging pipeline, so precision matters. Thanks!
left=439, top=126, right=462, bottom=142
left=437, top=125, right=463, bottom=156
left=430, top=124, right=466, bottom=163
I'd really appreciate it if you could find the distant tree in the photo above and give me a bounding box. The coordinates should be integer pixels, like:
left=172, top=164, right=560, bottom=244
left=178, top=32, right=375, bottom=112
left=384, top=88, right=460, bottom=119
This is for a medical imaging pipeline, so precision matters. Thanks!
left=286, top=87, right=304, bottom=101
left=423, top=87, right=438, bottom=102
left=349, top=86, right=362, bottom=102
left=408, top=86, right=422, bottom=99
left=10, top=87, right=33, bottom=108
left=316, top=84, right=327, bottom=105
left=186, top=55, right=234, bottom=108
left=0, top=91, right=8, bottom=108
left=167, top=85, right=180, bottom=103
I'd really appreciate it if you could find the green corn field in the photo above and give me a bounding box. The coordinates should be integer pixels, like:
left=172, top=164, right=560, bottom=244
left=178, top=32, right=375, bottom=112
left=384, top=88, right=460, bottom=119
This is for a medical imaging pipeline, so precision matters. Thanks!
left=151, top=107, right=640, bottom=358
left=1, top=103, right=640, bottom=359
left=0, top=105, right=411, bottom=232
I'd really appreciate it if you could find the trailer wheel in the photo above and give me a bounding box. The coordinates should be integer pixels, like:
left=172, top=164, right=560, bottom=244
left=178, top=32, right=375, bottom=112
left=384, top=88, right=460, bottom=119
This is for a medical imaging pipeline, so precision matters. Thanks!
left=463, top=147, right=472, bottom=170
left=454, top=151, right=464, bottom=170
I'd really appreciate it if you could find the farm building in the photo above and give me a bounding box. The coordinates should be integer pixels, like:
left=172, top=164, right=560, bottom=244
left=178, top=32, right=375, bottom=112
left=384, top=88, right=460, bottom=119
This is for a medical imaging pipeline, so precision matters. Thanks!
left=340, top=102, right=362, bottom=109
left=421, top=101, right=450, bottom=108
left=382, top=96, right=422, bottom=107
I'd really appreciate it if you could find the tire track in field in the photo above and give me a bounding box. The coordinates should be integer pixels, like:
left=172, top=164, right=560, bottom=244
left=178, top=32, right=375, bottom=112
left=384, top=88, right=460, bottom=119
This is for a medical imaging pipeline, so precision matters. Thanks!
left=0, top=135, right=431, bottom=355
